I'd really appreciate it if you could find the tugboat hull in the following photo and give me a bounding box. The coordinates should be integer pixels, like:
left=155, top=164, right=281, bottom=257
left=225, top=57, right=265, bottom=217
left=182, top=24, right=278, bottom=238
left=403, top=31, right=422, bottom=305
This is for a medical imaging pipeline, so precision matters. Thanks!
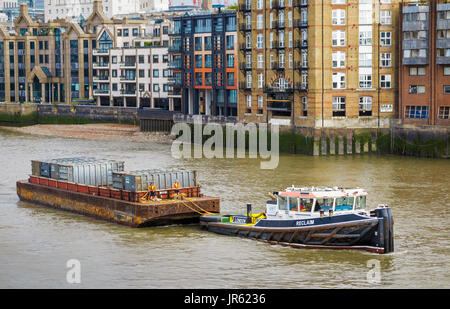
left=201, top=209, right=394, bottom=254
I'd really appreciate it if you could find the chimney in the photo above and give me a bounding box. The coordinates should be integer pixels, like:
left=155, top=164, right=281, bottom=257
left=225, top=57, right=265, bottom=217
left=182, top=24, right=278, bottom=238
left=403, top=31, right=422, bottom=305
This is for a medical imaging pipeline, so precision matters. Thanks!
left=202, top=0, right=212, bottom=11
left=93, top=0, right=102, bottom=13
left=20, top=3, right=28, bottom=17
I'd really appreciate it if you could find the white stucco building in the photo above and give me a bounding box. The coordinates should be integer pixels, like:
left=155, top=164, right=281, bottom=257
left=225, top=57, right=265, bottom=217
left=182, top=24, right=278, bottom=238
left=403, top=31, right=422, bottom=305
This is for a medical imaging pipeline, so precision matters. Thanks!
left=139, top=0, right=168, bottom=12
left=45, top=0, right=140, bottom=22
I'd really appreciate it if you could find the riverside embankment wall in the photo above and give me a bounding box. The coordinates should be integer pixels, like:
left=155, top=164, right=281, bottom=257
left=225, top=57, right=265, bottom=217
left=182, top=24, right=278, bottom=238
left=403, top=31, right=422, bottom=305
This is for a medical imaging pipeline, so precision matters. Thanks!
left=0, top=103, right=138, bottom=124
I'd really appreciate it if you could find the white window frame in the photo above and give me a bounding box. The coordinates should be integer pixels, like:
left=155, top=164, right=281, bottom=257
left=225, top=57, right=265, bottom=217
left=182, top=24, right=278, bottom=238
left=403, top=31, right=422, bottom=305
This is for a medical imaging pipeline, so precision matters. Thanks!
left=381, top=53, right=392, bottom=67
left=380, top=74, right=391, bottom=89
left=332, top=30, right=346, bottom=47
left=381, top=10, right=392, bottom=25
left=332, top=51, right=346, bottom=68
left=332, top=72, right=346, bottom=89
left=332, top=9, right=346, bottom=26
left=380, top=32, right=392, bottom=46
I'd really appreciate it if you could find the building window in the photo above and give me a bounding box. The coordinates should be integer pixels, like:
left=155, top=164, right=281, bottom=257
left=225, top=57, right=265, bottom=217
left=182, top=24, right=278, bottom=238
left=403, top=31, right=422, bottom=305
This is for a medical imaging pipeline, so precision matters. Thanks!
left=257, top=54, right=264, bottom=69
left=332, top=0, right=346, bottom=3
left=227, top=72, right=235, bottom=86
left=195, top=55, right=202, bottom=68
left=359, top=30, right=372, bottom=46
left=380, top=74, right=391, bottom=88
left=332, top=97, right=346, bottom=117
left=153, top=84, right=159, bottom=92
left=359, top=74, right=372, bottom=89
left=153, top=55, right=159, bottom=63
left=359, top=96, right=372, bottom=116
left=332, top=72, right=346, bottom=89
left=205, top=73, right=212, bottom=86
left=409, top=67, right=426, bottom=76
left=444, top=85, right=450, bottom=94
left=246, top=72, right=252, bottom=88
left=405, top=106, right=428, bottom=119
left=438, top=106, right=450, bottom=119
left=226, top=35, right=235, bottom=50
left=380, top=11, right=392, bottom=25
left=359, top=52, right=372, bottom=67
left=332, top=9, right=346, bottom=25
left=257, top=34, right=263, bottom=49
left=301, top=97, right=307, bottom=116
left=380, top=32, right=392, bottom=46
left=258, top=73, right=263, bottom=89
left=246, top=95, right=252, bottom=114
left=381, top=53, right=391, bottom=67
left=257, top=0, right=263, bottom=10
left=332, top=31, right=346, bottom=46
left=227, top=54, right=234, bottom=68
left=153, top=69, right=159, bottom=77
left=257, top=14, right=263, bottom=29
left=444, top=67, right=450, bottom=76
left=195, top=72, right=202, bottom=86
left=257, top=95, right=263, bottom=109
left=332, top=51, right=345, bottom=68
left=409, top=85, right=426, bottom=94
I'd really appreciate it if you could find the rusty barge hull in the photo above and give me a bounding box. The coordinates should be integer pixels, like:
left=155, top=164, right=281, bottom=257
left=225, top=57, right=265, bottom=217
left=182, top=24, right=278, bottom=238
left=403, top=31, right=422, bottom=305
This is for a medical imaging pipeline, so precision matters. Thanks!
left=16, top=180, right=220, bottom=227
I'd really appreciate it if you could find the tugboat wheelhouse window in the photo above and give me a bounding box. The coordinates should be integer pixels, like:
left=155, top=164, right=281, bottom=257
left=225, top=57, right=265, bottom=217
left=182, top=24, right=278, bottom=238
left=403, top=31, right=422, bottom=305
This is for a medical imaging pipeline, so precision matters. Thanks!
left=314, top=198, right=333, bottom=212
left=299, top=198, right=313, bottom=212
left=355, top=196, right=367, bottom=210
left=335, top=197, right=355, bottom=211
left=289, top=197, right=298, bottom=211
left=278, top=196, right=288, bottom=210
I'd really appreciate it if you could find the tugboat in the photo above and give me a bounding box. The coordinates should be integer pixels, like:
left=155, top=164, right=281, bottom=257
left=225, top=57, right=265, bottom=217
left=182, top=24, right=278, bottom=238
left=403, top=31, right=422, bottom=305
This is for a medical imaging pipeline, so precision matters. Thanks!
left=200, top=186, right=394, bottom=254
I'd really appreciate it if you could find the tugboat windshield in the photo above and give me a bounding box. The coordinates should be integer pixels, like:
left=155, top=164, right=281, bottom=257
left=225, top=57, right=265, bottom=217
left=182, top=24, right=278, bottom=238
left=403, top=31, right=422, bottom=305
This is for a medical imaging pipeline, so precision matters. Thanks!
left=314, top=198, right=333, bottom=212
left=335, top=197, right=355, bottom=211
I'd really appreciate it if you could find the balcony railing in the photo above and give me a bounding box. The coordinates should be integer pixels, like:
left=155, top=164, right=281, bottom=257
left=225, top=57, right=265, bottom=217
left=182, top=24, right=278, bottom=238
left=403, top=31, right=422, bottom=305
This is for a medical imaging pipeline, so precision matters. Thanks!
left=293, top=0, right=308, bottom=7
left=168, top=60, right=182, bottom=69
left=239, top=82, right=252, bottom=90
left=93, top=48, right=109, bottom=54
left=296, top=20, right=308, bottom=28
left=121, top=89, right=136, bottom=95
left=239, top=43, right=252, bottom=51
left=239, top=23, right=251, bottom=31
left=239, top=62, right=252, bottom=70
left=239, top=4, right=251, bottom=12
left=120, top=76, right=136, bottom=81
left=168, top=45, right=182, bottom=53
left=267, top=101, right=291, bottom=112
left=120, top=62, right=136, bottom=67
left=264, top=85, right=294, bottom=93
left=93, top=89, right=110, bottom=95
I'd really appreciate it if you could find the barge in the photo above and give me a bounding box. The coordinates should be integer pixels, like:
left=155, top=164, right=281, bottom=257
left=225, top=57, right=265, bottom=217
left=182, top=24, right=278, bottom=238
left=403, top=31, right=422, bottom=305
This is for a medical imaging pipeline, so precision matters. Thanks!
left=200, top=186, right=394, bottom=254
left=17, top=158, right=220, bottom=227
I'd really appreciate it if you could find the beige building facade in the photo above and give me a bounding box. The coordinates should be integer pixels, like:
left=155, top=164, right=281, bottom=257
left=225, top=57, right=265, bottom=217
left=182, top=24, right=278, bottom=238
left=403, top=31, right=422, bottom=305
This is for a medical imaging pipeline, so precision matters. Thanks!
left=238, top=0, right=400, bottom=128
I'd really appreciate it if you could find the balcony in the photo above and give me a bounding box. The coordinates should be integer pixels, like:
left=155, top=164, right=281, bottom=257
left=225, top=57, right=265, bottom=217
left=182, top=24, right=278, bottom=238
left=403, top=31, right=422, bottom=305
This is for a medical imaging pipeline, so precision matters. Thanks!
left=168, top=44, right=182, bottom=53
left=93, top=48, right=109, bottom=55
left=239, top=43, right=252, bottom=51
left=93, top=89, right=110, bottom=96
left=294, top=82, right=308, bottom=92
left=296, top=20, right=308, bottom=28
left=168, top=77, right=182, bottom=87
left=271, top=62, right=285, bottom=71
left=264, top=85, right=294, bottom=94
left=121, top=89, right=136, bottom=96
left=239, top=62, right=252, bottom=71
left=120, top=62, right=136, bottom=68
left=93, top=62, right=109, bottom=68
left=293, top=0, right=308, bottom=7
left=168, top=60, right=182, bottom=69
left=239, top=82, right=252, bottom=91
left=168, top=88, right=182, bottom=96
left=267, top=101, right=291, bottom=112
left=295, top=40, right=308, bottom=49
left=239, top=23, right=251, bottom=32
left=239, top=4, right=251, bottom=12
left=120, top=75, right=136, bottom=81
left=93, top=76, right=109, bottom=82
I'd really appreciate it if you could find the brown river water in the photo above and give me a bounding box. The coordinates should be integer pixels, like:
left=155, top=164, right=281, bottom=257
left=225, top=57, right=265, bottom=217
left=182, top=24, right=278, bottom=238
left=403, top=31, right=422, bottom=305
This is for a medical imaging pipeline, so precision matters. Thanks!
left=0, top=128, right=449, bottom=288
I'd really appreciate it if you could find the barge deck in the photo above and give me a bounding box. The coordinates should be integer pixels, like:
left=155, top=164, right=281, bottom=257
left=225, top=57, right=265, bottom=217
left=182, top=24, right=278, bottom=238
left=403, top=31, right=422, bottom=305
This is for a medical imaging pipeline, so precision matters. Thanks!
left=17, top=180, right=220, bottom=227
